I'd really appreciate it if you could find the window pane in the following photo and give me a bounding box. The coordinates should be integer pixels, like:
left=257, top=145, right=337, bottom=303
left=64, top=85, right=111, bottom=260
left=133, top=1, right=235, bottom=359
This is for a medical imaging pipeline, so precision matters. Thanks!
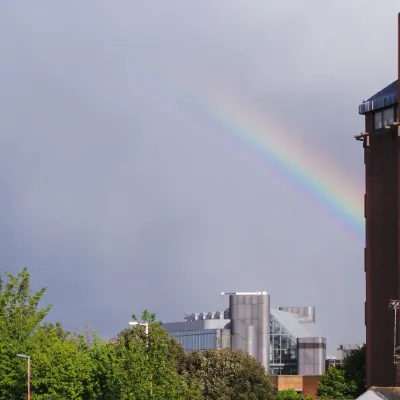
left=272, top=322, right=280, bottom=334
left=281, top=335, right=289, bottom=351
left=374, top=111, right=383, bottom=130
left=383, top=107, right=395, bottom=126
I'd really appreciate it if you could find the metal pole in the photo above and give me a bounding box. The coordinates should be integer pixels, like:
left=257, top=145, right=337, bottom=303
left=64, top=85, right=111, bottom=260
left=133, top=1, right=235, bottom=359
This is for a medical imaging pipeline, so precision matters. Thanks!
left=389, top=300, right=400, bottom=364
left=145, top=324, right=152, bottom=398
left=395, top=307, right=397, bottom=364
left=27, top=356, right=31, bottom=400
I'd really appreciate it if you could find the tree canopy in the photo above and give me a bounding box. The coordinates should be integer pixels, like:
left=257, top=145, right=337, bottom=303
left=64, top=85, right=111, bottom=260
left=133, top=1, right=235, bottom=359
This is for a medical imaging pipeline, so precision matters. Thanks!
left=317, top=366, right=356, bottom=399
left=317, top=345, right=366, bottom=399
left=277, top=389, right=312, bottom=400
left=342, top=344, right=366, bottom=398
left=0, top=267, right=52, bottom=399
left=185, top=348, right=276, bottom=400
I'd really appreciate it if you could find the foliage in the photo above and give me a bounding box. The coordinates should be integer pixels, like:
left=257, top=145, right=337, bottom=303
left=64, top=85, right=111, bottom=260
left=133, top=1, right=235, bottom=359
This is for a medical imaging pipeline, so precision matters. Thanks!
left=277, top=389, right=312, bottom=400
left=0, top=267, right=52, bottom=400
left=185, top=348, right=276, bottom=400
left=0, top=268, right=280, bottom=399
left=342, top=344, right=366, bottom=398
left=111, top=310, right=199, bottom=399
left=29, top=324, right=95, bottom=400
left=317, top=366, right=356, bottom=399
left=317, top=344, right=366, bottom=399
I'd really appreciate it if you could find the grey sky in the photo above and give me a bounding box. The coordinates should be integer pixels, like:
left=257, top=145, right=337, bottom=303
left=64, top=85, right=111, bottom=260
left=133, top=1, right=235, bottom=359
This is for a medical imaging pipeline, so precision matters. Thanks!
left=1, top=1, right=399, bottom=354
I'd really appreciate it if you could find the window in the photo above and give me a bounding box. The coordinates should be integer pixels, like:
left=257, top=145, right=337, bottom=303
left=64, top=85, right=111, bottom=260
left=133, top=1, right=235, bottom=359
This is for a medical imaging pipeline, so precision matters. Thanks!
left=383, top=107, right=395, bottom=126
left=374, top=111, right=383, bottom=130
left=269, top=315, right=298, bottom=375
left=374, top=107, right=397, bottom=130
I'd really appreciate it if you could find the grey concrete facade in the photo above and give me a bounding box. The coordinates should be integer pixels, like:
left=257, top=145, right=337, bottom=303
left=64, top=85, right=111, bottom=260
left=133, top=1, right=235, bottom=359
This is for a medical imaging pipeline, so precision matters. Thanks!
left=337, top=344, right=361, bottom=359
left=297, top=337, right=327, bottom=375
left=229, top=293, right=270, bottom=371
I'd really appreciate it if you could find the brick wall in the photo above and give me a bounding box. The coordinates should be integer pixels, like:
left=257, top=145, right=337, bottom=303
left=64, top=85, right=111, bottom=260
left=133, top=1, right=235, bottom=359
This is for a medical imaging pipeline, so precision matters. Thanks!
left=302, top=376, right=321, bottom=398
left=273, top=375, right=320, bottom=398
left=365, top=125, right=400, bottom=387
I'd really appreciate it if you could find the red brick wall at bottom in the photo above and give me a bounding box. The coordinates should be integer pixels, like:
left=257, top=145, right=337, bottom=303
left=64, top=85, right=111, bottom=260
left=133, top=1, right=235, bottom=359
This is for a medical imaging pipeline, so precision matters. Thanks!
left=302, top=376, right=321, bottom=398
left=272, top=375, right=321, bottom=398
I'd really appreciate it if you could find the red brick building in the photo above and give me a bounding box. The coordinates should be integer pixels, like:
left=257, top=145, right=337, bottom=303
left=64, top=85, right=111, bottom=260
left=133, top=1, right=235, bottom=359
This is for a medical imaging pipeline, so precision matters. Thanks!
left=355, top=13, right=400, bottom=388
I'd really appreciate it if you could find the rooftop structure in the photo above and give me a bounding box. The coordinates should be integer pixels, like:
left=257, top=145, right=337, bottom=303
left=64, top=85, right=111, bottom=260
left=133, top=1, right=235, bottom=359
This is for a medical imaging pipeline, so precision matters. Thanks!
left=359, top=80, right=398, bottom=115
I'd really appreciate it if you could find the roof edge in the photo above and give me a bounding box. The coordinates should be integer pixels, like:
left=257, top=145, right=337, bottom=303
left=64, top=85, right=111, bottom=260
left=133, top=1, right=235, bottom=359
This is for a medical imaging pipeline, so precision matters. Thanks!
left=359, top=80, right=398, bottom=115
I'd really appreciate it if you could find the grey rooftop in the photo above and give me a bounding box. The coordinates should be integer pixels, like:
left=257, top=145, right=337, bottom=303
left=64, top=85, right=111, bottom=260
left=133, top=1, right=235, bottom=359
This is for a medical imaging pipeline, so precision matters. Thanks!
left=358, top=387, right=400, bottom=400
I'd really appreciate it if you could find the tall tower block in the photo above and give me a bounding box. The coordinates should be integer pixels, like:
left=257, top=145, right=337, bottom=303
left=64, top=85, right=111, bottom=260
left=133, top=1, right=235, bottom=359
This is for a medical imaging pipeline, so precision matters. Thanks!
left=355, top=13, right=400, bottom=388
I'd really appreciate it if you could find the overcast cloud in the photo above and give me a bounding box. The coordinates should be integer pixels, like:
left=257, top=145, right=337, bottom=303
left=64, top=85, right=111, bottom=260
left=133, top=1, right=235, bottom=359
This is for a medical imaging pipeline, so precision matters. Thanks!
left=1, top=1, right=399, bottom=355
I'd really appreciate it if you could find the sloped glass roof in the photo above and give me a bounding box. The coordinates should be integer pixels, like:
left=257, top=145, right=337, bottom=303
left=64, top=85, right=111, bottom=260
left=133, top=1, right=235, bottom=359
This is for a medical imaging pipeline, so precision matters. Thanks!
left=270, top=308, right=322, bottom=338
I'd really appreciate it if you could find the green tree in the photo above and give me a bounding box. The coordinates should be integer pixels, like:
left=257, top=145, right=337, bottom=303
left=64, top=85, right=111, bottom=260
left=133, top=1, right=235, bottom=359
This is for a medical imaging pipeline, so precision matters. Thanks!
left=277, top=389, right=312, bottom=400
left=0, top=267, right=52, bottom=400
left=82, top=335, right=120, bottom=400
left=108, top=310, right=201, bottom=399
left=318, top=345, right=366, bottom=399
left=28, top=323, right=97, bottom=400
left=185, top=348, right=276, bottom=400
left=0, top=268, right=201, bottom=399
left=343, top=344, right=366, bottom=398
left=317, top=366, right=356, bottom=399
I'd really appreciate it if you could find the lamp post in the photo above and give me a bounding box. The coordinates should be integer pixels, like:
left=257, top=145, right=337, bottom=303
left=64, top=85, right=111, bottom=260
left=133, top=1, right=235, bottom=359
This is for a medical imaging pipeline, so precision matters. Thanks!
left=128, top=321, right=149, bottom=336
left=128, top=321, right=151, bottom=397
left=16, top=354, right=30, bottom=400
left=128, top=321, right=149, bottom=347
left=389, top=300, right=400, bottom=364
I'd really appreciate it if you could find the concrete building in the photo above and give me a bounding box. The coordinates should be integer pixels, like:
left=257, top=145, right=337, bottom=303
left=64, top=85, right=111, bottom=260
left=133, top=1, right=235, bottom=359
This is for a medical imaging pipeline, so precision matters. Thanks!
left=355, top=13, right=400, bottom=388
left=337, top=344, right=362, bottom=359
left=162, top=291, right=326, bottom=376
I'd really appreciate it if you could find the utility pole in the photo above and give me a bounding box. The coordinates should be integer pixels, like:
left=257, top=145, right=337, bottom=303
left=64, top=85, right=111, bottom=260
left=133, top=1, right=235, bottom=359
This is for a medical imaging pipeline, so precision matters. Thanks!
left=389, top=300, right=400, bottom=364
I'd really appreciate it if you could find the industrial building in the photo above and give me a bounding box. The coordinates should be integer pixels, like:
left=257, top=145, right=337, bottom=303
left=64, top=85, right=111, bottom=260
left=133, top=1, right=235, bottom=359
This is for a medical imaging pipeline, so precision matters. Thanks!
left=161, top=292, right=326, bottom=376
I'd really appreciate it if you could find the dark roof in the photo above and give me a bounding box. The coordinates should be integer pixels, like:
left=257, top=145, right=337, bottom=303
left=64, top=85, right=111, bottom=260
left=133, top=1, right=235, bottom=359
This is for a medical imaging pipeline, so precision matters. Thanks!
left=370, top=387, right=400, bottom=400
left=359, top=80, right=398, bottom=114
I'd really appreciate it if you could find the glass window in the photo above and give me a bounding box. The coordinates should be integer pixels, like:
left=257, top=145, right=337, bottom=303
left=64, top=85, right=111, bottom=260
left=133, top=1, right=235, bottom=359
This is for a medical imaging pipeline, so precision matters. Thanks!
left=374, top=111, right=383, bottom=130
left=383, top=107, right=395, bottom=126
left=272, top=321, right=280, bottom=334
left=269, top=315, right=298, bottom=375
left=280, top=335, right=289, bottom=351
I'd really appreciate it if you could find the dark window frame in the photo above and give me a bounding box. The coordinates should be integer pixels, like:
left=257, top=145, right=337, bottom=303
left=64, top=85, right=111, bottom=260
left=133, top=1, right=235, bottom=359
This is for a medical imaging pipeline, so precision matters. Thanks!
left=374, top=105, right=398, bottom=130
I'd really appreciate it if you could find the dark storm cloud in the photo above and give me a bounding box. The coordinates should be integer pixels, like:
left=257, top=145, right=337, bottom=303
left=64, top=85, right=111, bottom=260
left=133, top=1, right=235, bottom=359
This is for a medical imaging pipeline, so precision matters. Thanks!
left=0, top=0, right=399, bottom=353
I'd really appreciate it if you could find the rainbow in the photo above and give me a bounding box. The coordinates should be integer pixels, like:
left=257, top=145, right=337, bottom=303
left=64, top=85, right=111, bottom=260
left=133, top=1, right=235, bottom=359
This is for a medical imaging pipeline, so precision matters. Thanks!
left=165, top=69, right=365, bottom=245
